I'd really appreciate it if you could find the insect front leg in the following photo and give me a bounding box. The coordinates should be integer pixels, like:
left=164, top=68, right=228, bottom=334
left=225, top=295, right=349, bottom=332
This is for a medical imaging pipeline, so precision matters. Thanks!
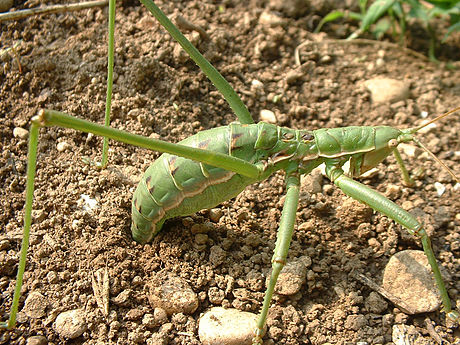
left=327, top=166, right=459, bottom=322
left=253, top=173, right=300, bottom=345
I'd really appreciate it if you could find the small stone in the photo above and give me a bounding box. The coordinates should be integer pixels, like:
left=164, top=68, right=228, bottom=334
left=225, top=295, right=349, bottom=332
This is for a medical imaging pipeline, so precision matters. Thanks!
left=209, top=208, right=223, bottom=222
left=112, top=289, right=133, bottom=306
left=285, top=69, right=304, bottom=85
left=154, top=307, right=168, bottom=325
left=392, top=324, right=427, bottom=345
left=434, top=182, right=446, bottom=196
left=199, top=307, right=263, bottom=345
left=271, top=256, right=311, bottom=295
left=0, top=0, right=14, bottom=13
left=54, top=309, right=87, bottom=339
left=23, top=291, right=47, bottom=319
left=209, top=245, right=226, bottom=267
left=365, top=292, right=388, bottom=314
left=344, top=314, right=368, bottom=331
left=195, top=233, right=208, bottom=245
left=301, top=170, right=323, bottom=194
left=382, top=250, right=441, bottom=314
left=258, top=11, right=284, bottom=26
left=26, top=335, right=47, bottom=345
left=56, top=142, right=70, bottom=152
left=13, top=127, right=29, bottom=139
left=148, top=271, right=199, bottom=315
left=259, top=109, right=277, bottom=124
left=364, top=77, right=410, bottom=104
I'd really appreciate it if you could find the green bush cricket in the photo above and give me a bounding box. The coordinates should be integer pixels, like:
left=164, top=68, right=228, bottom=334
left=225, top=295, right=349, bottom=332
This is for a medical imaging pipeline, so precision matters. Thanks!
left=1, top=1, right=458, bottom=343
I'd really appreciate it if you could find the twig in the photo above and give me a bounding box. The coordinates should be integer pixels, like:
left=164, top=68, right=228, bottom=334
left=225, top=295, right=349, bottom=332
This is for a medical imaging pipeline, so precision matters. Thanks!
left=424, top=318, right=444, bottom=345
left=295, top=38, right=429, bottom=66
left=352, top=271, right=417, bottom=315
left=0, top=0, right=108, bottom=23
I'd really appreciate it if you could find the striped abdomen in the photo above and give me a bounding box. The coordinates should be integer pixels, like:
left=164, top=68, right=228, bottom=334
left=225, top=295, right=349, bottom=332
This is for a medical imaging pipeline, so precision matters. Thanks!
left=131, top=123, right=269, bottom=244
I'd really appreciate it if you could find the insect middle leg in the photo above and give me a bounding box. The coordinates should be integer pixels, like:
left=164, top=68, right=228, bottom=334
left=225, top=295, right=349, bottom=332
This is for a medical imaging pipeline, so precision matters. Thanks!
left=327, top=166, right=459, bottom=322
left=253, top=173, right=301, bottom=344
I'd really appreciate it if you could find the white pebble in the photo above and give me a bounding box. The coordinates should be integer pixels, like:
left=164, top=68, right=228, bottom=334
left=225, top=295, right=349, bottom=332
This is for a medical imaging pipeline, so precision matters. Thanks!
left=54, top=309, right=87, bottom=339
left=363, top=77, right=410, bottom=104
left=57, top=141, right=70, bottom=152
left=78, top=194, right=98, bottom=212
left=13, top=127, right=29, bottom=139
left=434, top=182, right=446, bottom=196
left=259, top=109, right=277, bottom=124
left=199, top=307, right=263, bottom=345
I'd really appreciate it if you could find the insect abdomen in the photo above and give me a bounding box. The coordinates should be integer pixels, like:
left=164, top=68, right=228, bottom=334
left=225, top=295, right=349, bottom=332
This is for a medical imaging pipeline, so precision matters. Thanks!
left=131, top=124, right=262, bottom=244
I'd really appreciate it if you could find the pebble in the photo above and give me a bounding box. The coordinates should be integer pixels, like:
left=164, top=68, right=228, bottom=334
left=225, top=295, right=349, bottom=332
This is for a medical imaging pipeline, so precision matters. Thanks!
left=56, top=141, right=70, bottom=152
left=0, top=0, right=13, bottom=13
left=209, top=208, right=223, bottom=222
left=259, top=109, right=277, bottom=123
left=54, top=309, right=87, bottom=339
left=209, top=245, right=226, bottom=267
left=147, top=271, right=199, bottom=315
left=26, top=335, right=47, bottom=345
left=285, top=69, right=304, bottom=85
left=272, top=255, right=311, bottom=295
left=258, top=10, right=284, bottom=26
left=364, top=77, right=410, bottom=104
left=382, top=250, right=441, bottom=314
left=301, top=170, right=323, bottom=194
left=23, top=291, right=47, bottom=319
left=13, top=127, right=29, bottom=139
left=434, top=182, right=446, bottom=196
left=392, top=324, right=429, bottom=345
left=198, top=307, right=263, bottom=345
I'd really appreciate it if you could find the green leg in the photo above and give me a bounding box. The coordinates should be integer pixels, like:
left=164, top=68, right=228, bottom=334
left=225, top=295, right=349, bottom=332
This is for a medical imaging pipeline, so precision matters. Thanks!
left=0, top=123, right=40, bottom=329
left=327, top=166, right=459, bottom=322
left=253, top=174, right=300, bottom=344
left=392, top=148, right=414, bottom=187
left=99, top=0, right=116, bottom=168
left=0, top=109, right=264, bottom=330
left=140, top=0, right=254, bottom=125
left=38, top=110, right=263, bottom=179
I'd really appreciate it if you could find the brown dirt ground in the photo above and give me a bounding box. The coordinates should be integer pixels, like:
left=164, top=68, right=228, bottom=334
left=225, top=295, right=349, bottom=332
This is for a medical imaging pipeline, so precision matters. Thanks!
left=0, top=0, right=459, bottom=344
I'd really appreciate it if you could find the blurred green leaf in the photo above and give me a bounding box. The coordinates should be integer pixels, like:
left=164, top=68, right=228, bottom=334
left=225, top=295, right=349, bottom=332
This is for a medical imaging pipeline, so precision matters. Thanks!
left=361, top=0, right=396, bottom=31
left=314, top=10, right=347, bottom=33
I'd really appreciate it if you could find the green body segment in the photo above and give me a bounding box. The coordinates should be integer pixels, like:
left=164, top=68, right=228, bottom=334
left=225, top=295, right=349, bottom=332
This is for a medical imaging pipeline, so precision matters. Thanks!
left=131, top=124, right=404, bottom=244
left=131, top=123, right=281, bottom=244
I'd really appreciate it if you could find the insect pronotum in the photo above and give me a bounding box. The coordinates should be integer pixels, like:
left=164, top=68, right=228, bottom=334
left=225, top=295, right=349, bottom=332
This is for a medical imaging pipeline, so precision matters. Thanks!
left=1, top=1, right=459, bottom=343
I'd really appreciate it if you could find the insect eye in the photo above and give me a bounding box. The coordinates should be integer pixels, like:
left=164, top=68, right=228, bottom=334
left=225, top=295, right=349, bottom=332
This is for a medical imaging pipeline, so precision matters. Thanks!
left=388, top=139, right=398, bottom=148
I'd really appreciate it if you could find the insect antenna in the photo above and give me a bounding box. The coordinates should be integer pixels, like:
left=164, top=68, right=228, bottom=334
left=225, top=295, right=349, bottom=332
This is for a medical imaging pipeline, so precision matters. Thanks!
left=412, top=137, right=459, bottom=183
left=409, top=106, right=460, bottom=183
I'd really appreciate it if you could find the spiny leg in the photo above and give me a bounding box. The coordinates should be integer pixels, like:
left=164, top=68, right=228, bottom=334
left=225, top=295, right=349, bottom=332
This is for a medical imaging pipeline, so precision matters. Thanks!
left=327, top=166, right=459, bottom=322
left=253, top=173, right=300, bottom=344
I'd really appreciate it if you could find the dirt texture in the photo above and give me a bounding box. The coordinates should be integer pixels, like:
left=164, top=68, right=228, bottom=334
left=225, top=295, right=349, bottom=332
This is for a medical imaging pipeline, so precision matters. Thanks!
left=1, top=0, right=459, bottom=344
